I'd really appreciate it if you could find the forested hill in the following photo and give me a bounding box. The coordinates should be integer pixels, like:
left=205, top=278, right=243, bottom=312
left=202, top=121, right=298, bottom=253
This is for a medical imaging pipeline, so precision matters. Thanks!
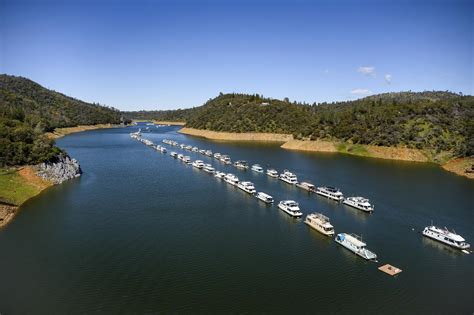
left=134, top=92, right=474, bottom=160
left=0, top=74, right=122, bottom=130
left=0, top=74, right=122, bottom=166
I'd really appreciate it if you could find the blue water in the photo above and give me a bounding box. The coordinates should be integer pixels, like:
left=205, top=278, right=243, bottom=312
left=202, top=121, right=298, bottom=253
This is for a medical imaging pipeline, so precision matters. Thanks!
left=0, top=125, right=472, bottom=313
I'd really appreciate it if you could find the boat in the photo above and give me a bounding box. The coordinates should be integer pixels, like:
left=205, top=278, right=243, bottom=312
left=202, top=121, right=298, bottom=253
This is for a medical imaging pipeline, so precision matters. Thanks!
left=199, top=149, right=206, bottom=155
left=335, top=233, right=377, bottom=261
left=160, top=147, right=167, bottom=153
left=277, top=200, right=303, bottom=217
left=237, top=181, right=256, bottom=194
left=224, top=173, right=239, bottom=186
left=183, top=156, right=191, bottom=164
left=256, top=192, right=273, bottom=204
left=343, top=197, right=374, bottom=212
left=177, top=154, right=184, bottom=160
left=192, top=146, right=199, bottom=152
left=316, top=186, right=344, bottom=201
left=296, top=181, right=316, bottom=192
left=203, top=164, right=215, bottom=173
left=279, top=170, right=298, bottom=184
left=266, top=169, right=278, bottom=178
left=251, top=164, right=264, bottom=173
left=180, top=144, right=186, bottom=149
left=422, top=225, right=470, bottom=250
left=170, top=151, right=178, bottom=158
left=214, top=153, right=221, bottom=159
left=234, top=160, right=249, bottom=169
left=185, top=145, right=192, bottom=151
left=220, top=155, right=231, bottom=165
left=304, top=213, right=334, bottom=236
left=205, top=150, right=213, bottom=157
left=192, top=160, right=204, bottom=169
left=214, top=171, right=226, bottom=179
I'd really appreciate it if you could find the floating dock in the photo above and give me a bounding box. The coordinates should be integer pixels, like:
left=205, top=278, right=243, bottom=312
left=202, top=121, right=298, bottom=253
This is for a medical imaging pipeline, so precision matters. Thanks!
left=378, top=264, right=402, bottom=276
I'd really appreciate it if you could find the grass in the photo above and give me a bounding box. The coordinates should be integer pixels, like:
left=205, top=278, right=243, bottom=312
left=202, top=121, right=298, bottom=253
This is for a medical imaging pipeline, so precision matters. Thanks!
left=0, top=168, right=46, bottom=206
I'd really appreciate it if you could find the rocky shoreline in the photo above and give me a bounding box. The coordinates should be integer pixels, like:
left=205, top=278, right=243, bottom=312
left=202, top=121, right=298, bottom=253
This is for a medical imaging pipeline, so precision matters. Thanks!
left=0, top=154, right=82, bottom=228
left=36, top=154, right=82, bottom=184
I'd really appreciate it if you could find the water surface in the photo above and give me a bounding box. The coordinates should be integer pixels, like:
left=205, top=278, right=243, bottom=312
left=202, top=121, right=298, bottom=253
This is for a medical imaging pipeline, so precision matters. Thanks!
left=0, top=125, right=472, bottom=313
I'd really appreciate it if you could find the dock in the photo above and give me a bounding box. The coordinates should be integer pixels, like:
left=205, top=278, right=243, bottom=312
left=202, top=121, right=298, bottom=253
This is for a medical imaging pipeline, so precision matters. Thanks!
left=378, top=264, right=402, bottom=276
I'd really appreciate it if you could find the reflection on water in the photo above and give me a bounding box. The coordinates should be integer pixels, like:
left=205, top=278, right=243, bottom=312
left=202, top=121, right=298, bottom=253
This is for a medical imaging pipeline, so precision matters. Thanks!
left=0, top=125, right=472, bottom=314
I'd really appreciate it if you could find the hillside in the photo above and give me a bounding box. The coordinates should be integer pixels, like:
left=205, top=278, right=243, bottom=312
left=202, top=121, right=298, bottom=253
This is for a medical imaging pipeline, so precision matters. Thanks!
left=135, top=92, right=474, bottom=162
left=0, top=74, right=122, bottom=166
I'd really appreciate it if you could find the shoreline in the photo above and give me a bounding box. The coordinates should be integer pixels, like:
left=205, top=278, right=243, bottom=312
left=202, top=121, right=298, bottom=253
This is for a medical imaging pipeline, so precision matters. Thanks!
left=153, top=120, right=186, bottom=126
left=46, top=123, right=119, bottom=139
left=178, top=127, right=472, bottom=179
left=0, top=166, right=52, bottom=228
left=1, top=125, right=111, bottom=228
left=179, top=127, right=292, bottom=142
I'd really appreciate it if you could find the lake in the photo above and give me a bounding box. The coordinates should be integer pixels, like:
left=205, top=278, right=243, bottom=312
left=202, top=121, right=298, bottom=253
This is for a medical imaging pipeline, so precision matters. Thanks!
left=0, top=125, right=472, bottom=313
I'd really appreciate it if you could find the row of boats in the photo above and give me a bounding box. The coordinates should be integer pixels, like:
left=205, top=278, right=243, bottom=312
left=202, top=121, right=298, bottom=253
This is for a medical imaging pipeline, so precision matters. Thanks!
left=165, top=139, right=374, bottom=212
left=133, top=132, right=471, bottom=259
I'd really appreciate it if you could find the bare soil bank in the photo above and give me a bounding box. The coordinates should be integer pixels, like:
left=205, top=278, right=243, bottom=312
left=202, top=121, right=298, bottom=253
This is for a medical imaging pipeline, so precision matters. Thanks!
left=179, top=127, right=292, bottom=142
left=442, top=157, right=474, bottom=180
left=46, top=124, right=116, bottom=139
left=153, top=121, right=186, bottom=126
left=179, top=127, right=472, bottom=179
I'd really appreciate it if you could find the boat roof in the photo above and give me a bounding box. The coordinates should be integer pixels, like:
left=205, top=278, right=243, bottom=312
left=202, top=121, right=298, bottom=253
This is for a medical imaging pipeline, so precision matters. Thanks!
left=427, top=226, right=466, bottom=242
left=257, top=192, right=272, bottom=198
left=300, top=182, right=315, bottom=187
left=342, top=233, right=366, bottom=247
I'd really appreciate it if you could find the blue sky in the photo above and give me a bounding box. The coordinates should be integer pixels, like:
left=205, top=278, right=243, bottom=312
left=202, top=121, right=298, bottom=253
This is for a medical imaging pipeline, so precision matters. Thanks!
left=1, top=0, right=472, bottom=110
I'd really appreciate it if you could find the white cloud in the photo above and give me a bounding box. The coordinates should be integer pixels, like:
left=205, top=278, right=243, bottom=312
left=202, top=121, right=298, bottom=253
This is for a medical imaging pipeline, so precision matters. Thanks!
left=357, top=66, right=376, bottom=77
left=351, top=88, right=372, bottom=95
left=384, top=74, right=392, bottom=84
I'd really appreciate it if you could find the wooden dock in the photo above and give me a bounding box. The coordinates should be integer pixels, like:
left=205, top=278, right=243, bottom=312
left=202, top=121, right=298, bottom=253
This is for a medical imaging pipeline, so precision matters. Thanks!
left=378, top=264, right=402, bottom=276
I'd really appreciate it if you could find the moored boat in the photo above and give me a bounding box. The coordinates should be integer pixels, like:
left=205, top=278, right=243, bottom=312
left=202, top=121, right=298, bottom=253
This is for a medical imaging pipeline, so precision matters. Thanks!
left=192, top=160, right=204, bottom=169
left=343, top=197, right=374, bottom=212
left=203, top=164, right=215, bottom=173
left=316, top=186, right=344, bottom=201
left=234, top=160, right=249, bottom=169
left=170, top=151, right=178, bottom=158
left=256, top=192, right=274, bottom=204
left=278, top=200, right=303, bottom=217
left=279, top=170, right=298, bottom=184
left=214, top=152, right=222, bottom=159
left=266, top=169, right=279, bottom=178
left=422, top=225, right=470, bottom=250
left=183, top=156, right=191, bottom=164
left=251, top=164, right=264, bottom=173
left=220, top=155, right=232, bottom=165
left=237, top=181, right=256, bottom=194
left=296, top=181, right=316, bottom=192
left=335, top=233, right=377, bottom=261
left=214, top=171, right=226, bottom=179
left=305, top=213, right=334, bottom=236
left=224, top=173, right=239, bottom=186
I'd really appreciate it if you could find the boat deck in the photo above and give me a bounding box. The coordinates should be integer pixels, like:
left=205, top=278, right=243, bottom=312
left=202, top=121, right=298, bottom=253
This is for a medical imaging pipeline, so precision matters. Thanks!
left=378, top=264, right=402, bottom=276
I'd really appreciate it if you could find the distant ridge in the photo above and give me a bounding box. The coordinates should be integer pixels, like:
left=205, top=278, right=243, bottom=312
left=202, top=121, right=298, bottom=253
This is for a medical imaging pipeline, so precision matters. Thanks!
left=124, top=91, right=474, bottom=162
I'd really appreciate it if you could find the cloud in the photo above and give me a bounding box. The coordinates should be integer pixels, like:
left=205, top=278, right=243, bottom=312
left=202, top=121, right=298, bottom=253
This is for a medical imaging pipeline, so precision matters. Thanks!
left=357, top=66, right=376, bottom=77
left=351, top=88, right=372, bottom=95
left=324, top=69, right=329, bottom=74
left=384, top=74, right=392, bottom=84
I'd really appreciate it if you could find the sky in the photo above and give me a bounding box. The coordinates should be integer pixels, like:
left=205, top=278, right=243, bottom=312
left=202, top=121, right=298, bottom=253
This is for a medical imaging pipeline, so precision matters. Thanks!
left=1, top=0, right=472, bottom=110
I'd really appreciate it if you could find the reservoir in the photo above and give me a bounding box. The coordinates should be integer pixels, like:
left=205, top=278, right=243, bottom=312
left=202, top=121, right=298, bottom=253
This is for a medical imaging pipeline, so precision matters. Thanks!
left=0, top=125, right=472, bottom=313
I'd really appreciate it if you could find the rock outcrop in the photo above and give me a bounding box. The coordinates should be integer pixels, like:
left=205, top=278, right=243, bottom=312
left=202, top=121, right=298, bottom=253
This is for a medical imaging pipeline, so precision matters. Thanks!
left=36, top=154, right=82, bottom=184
